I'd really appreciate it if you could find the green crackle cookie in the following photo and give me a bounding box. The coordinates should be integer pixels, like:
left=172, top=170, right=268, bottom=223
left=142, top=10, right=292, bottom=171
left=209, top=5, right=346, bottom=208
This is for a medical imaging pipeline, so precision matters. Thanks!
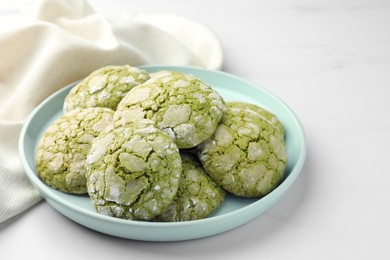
left=63, top=65, right=150, bottom=112
left=36, top=107, right=114, bottom=194
left=156, top=152, right=225, bottom=222
left=197, top=102, right=287, bottom=198
left=227, top=101, right=285, bottom=136
left=115, top=71, right=226, bottom=149
left=86, top=119, right=182, bottom=221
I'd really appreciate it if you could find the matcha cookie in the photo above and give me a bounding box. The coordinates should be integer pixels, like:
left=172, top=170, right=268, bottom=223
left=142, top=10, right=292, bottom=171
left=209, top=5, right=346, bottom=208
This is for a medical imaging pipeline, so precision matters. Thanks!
left=63, top=65, right=150, bottom=112
left=156, top=153, right=225, bottom=222
left=86, top=119, right=182, bottom=221
left=115, top=71, right=226, bottom=149
left=197, top=102, right=287, bottom=197
left=36, top=107, right=114, bottom=194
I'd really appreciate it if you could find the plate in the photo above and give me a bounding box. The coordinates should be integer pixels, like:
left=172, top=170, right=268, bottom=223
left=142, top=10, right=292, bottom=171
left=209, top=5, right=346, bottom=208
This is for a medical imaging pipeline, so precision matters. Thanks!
left=19, top=65, right=306, bottom=241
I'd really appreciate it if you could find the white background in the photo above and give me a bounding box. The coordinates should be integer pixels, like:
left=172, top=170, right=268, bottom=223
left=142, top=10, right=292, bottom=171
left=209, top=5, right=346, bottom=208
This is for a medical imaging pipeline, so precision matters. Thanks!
left=1, top=0, right=390, bottom=259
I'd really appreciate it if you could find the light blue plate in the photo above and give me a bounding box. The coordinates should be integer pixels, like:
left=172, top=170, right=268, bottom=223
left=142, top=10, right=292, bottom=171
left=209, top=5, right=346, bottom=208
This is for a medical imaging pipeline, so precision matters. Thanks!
left=19, top=65, right=306, bottom=241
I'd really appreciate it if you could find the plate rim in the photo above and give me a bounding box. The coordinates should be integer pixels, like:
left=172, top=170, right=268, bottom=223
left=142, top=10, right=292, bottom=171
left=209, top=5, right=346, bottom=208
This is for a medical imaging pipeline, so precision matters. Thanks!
left=19, top=65, right=306, bottom=240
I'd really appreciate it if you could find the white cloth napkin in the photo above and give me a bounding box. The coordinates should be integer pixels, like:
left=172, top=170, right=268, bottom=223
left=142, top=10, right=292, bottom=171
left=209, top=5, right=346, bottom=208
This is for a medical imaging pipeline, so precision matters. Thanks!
left=0, top=0, right=223, bottom=223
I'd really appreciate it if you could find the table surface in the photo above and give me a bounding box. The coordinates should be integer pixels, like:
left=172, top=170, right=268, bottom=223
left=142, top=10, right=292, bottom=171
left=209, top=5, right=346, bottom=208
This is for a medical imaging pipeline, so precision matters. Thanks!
left=1, top=0, right=390, bottom=259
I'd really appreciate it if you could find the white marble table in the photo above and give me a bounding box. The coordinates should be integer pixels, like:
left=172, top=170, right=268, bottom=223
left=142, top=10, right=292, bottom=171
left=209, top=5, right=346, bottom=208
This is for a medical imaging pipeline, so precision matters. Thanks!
left=1, top=0, right=390, bottom=259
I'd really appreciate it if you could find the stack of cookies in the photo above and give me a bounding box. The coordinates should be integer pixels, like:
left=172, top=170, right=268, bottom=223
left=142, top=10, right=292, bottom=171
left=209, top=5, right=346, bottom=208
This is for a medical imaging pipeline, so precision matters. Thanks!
left=36, top=65, right=287, bottom=222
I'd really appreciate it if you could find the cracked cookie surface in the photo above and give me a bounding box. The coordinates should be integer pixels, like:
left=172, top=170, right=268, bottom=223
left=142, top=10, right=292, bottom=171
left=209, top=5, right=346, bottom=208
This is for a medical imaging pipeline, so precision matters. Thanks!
left=197, top=102, right=287, bottom=197
left=114, top=72, right=226, bottom=149
left=156, top=152, right=225, bottom=222
left=227, top=101, right=285, bottom=135
left=36, top=107, right=114, bottom=194
left=63, top=65, right=150, bottom=112
left=86, top=119, right=181, bottom=221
